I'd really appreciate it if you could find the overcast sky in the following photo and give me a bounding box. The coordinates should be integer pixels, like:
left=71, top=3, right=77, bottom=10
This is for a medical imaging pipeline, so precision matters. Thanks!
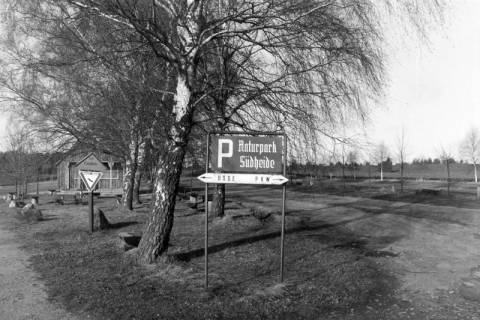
left=368, top=0, right=480, bottom=162
left=0, top=1, right=479, bottom=162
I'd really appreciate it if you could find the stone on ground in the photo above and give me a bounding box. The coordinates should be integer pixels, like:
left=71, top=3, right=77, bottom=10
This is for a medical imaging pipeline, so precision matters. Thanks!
left=460, top=267, right=480, bottom=302
left=20, top=203, right=43, bottom=221
left=117, top=232, right=141, bottom=251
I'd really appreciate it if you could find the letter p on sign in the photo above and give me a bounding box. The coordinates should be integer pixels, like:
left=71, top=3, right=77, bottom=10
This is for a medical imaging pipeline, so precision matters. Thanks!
left=218, top=139, right=233, bottom=168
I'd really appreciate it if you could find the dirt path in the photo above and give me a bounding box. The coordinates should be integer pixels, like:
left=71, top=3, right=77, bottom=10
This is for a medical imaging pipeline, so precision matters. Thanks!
left=229, top=186, right=480, bottom=317
left=0, top=218, right=81, bottom=320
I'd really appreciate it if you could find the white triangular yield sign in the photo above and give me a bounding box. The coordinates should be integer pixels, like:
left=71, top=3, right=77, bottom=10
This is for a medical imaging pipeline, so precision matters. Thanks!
left=79, top=170, right=103, bottom=191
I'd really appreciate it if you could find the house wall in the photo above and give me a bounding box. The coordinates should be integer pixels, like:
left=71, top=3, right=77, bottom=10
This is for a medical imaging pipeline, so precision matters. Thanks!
left=57, top=161, right=70, bottom=190
left=57, top=152, right=124, bottom=191
left=69, top=164, right=123, bottom=190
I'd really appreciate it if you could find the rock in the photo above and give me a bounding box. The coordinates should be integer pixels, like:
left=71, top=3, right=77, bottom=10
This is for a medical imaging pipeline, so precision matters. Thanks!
left=472, top=271, right=480, bottom=280
left=118, top=232, right=141, bottom=251
left=94, top=208, right=111, bottom=230
left=118, top=232, right=141, bottom=246
left=460, top=279, right=480, bottom=302
left=250, top=206, right=280, bottom=220
left=20, top=206, right=43, bottom=221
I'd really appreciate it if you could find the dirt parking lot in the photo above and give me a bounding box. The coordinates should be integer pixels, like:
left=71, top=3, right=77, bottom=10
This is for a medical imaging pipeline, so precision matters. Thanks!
left=1, top=180, right=480, bottom=319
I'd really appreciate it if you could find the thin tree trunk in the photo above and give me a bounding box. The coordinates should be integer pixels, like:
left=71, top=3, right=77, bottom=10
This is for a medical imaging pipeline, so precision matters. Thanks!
left=474, top=162, right=478, bottom=183
left=212, top=184, right=225, bottom=218
left=133, top=171, right=142, bottom=204
left=133, top=142, right=146, bottom=204
left=212, top=120, right=227, bottom=217
left=446, top=160, right=451, bottom=196
left=400, top=162, right=404, bottom=193
left=122, top=138, right=139, bottom=211
left=380, top=163, right=384, bottom=181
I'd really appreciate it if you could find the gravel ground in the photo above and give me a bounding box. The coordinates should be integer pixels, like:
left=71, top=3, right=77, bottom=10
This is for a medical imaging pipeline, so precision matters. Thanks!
left=0, top=216, right=83, bottom=320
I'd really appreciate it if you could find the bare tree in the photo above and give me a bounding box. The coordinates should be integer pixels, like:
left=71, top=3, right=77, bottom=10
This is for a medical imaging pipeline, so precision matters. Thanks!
left=2, top=0, right=445, bottom=263
left=0, top=7, right=173, bottom=210
left=459, top=128, right=480, bottom=183
left=2, top=122, right=38, bottom=198
left=396, top=128, right=407, bottom=193
left=439, top=147, right=454, bottom=196
left=347, top=149, right=359, bottom=180
left=374, top=142, right=389, bottom=181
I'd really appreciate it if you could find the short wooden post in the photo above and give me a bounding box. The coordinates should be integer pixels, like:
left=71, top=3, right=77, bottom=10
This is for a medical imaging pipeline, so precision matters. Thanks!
left=89, top=192, right=94, bottom=233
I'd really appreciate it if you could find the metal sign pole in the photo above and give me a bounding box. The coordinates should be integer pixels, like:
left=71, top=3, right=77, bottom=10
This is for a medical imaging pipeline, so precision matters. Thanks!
left=197, top=131, right=288, bottom=288
left=205, top=133, right=210, bottom=290
left=280, top=134, right=287, bottom=282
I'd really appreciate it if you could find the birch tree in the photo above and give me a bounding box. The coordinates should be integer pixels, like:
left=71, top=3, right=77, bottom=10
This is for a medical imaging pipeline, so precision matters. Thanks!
left=396, top=128, right=407, bottom=192
left=3, top=123, right=38, bottom=197
left=2, top=0, right=445, bottom=263
left=439, top=147, right=454, bottom=196
left=460, top=128, right=480, bottom=183
left=0, top=3, right=172, bottom=210
left=374, top=142, right=389, bottom=181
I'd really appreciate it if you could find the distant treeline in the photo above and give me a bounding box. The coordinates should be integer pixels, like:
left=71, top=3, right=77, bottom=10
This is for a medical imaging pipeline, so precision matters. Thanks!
left=0, top=152, right=63, bottom=186
left=287, top=160, right=478, bottom=182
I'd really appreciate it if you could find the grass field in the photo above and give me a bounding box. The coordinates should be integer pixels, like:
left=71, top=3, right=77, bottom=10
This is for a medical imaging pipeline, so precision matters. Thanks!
left=2, top=178, right=480, bottom=319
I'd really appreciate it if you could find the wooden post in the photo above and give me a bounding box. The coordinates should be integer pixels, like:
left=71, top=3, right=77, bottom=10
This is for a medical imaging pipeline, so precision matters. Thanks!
left=89, top=192, right=94, bottom=233
left=36, top=169, right=40, bottom=196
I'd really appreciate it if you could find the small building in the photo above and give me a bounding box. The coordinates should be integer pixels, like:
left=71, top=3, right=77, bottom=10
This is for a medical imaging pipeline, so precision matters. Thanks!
left=56, top=151, right=123, bottom=192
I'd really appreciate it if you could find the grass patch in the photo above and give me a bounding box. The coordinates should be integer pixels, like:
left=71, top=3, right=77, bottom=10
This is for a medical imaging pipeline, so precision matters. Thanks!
left=2, top=192, right=400, bottom=319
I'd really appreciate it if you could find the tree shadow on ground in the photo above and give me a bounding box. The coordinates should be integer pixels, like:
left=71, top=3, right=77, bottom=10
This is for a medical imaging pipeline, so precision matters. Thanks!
left=170, top=213, right=391, bottom=262
left=109, top=221, right=138, bottom=229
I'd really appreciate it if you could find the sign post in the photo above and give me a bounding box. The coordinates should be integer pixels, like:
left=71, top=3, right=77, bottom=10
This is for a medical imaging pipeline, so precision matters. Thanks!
left=79, top=170, right=103, bottom=233
left=199, top=132, right=288, bottom=289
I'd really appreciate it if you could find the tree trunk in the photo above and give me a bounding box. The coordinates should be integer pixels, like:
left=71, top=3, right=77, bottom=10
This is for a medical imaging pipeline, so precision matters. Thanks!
left=133, top=142, right=146, bottom=204
left=136, top=136, right=188, bottom=263
left=474, top=162, right=478, bottom=183
left=23, top=177, right=27, bottom=198
left=400, top=161, right=404, bottom=193
left=137, top=71, right=194, bottom=263
left=446, top=160, right=451, bottom=196
left=136, top=7, right=200, bottom=262
left=212, top=184, right=225, bottom=218
left=133, top=171, right=142, bottom=204
left=122, top=138, right=139, bottom=211
left=380, top=163, right=384, bottom=181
